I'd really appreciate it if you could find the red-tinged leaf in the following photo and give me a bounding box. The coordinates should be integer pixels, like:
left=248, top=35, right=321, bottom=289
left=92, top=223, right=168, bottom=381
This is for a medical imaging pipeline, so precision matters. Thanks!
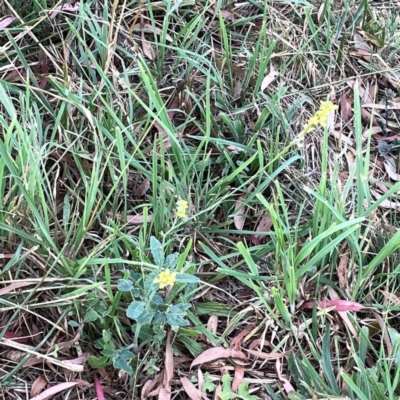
left=231, top=366, right=244, bottom=393
left=261, top=64, right=278, bottom=92
left=126, top=214, right=153, bottom=224
left=158, top=387, right=171, bottom=400
left=339, top=93, right=352, bottom=122
left=276, top=359, right=294, bottom=394
left=30, top=382, right=77, bottom=400
left=2, top=331, right=30, bottom=343
left=245, top=348, right=288, bottom=360
left=0, top=281, right=38, bottom=296
left=190, top=347, right=248, bottom=369
left=381, top=290, right=400, bottom=305
left=50, top=3, right=79, bottom=19
left=30, top=376, right=48, bottom=397
left=38, top=53, right=48, bottom=89
left=180, top=377, right=202, bottom=400
left=301, top=299, right=367, bottom=312
left=94, top=374, right=106, bottom=400
left=0, top=16, right=16, bottom=29
left=142, top=373, right=163, bottom=400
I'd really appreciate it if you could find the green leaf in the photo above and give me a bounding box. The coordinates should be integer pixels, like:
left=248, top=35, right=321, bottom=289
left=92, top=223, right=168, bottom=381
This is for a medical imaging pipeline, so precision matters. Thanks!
left=166, top=303, right=191, bottom=327
left=137, top=310, right=154, bottom=325
left=117, top=348, right=135, bottom=361
left=153, top=311, right=166, bottom=324
left=117, top=279, right=133, bottom=291
left=219, top=374, right=258, bottom=400
left=150, top=236, right=164, bottom=266
left=88, top=355, right=110, bottom=369
left=113, top=357, right=132, bottom=373
left=102, top=330, right=112, bottom=343
left=151, top=294, right=164, bottom=305
left=202, top=372, right=215, bottom=393
left=165, top=252, right=179, bottom=269
left=84, top=309, right=100, bottom=322
left=126, top=301, right=146, bottom=320
left=101, top=349, right=115, bottom=357
left=175, top=273, right=200, bottom=284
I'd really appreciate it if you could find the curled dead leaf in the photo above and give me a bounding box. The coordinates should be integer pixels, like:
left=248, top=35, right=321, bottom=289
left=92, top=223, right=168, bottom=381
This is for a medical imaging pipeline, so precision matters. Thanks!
left=190, top=347, right=248, bottom=369
left=261, top=64, right=278, bottom=92
left=384, top=160, right=400, bottom=181
left=30, top=376, right=48, bottom=397
left=180, top=377, right=202, bottom=400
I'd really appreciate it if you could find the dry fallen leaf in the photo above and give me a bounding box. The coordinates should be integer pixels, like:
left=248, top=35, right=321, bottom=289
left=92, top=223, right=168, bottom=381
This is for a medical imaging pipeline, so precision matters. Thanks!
left=180, top=377, right=202, bottom=400
left=30, top=376, right=48, bottom=397
left=339, top=93, right=352, bottom=123
left=132, top=24, right=174, bottom=42
left=276, top=359, right=294, bottom=394
left=337, top=251, right=349, bottom=291
left=136, top=179, right=150, bottom=197
left=30, top=382, right=77, bottom=400
left=50, top=2, right=79, bottom=19
left=0, top=280, right=38, bottom=296
left=234, top=195, right=247, bottom=230
left=230, top=324, right=256, bottom=351
left=362, top=102, right=400, bottom=110
left=0, top=16, right=16, bottom=29
left=353, top=32, right=371, bottom=56
left=231, top=366, right=244, bottom=393
left=371, top=190, right=400, bottom=211
left=261, top=64, right=278, bottom=92
left=207, top=315, right=218, bottom=335
left=126, top=214, right=153, bottom=224
left=384, top=160, right=400, bottom=181
left=245, top=348, right=288, bottom=360
left=301, top=299, right=367, bottom=312
left=94, top=374, right=106, bottom=400
left=190, top=347, right=248, bottom=369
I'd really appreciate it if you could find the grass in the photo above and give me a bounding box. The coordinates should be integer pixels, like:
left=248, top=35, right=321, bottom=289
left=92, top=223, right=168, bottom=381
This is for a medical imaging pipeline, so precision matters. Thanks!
left=1, top=0, right=400, bottom=399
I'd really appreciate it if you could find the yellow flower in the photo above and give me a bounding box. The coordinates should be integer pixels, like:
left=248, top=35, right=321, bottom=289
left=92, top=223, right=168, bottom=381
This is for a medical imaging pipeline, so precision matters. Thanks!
left=154, top=269, right=177, bottom=289
left=303, top=100, right=338, bottom=133
left=176, top=198, right=188, bottom=218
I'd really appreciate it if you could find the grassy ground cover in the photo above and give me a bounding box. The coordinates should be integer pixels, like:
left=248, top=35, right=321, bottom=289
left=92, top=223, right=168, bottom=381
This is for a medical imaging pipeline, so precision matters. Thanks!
left=1, top=0, right=400, bottom=399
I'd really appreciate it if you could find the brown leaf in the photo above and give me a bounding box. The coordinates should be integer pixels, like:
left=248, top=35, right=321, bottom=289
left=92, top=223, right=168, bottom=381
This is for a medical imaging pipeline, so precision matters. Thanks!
left=230, top=324, right=256, bottom=351
left=252, top=215, right=273, bottom=244
left=245, top=348, right=288, bottom=360
left=30, top=382, right=77, bottom=400
left=50, top=2, right=79, bottom=19
left=380, top=290, right=400, bottom=305
left=339, top=93, right=352, bottom=122
left=384, top=160, right=400, bottom=181
left=164, top=331, right=174, bottom=386
left=317, top=3, right=324, bottom=23
left=132, top=24, right=173, bottom=42
left=180, top=377, right=202, bottom=400
left=136, top=179, right=150, bottom=197
left=234, top=195, right=246, bottom=230
left=371, top=190, right=400, bottom=211
left=261, top=64, right=278, bottom=92
left=337, top=253, right=349, bottom=291
left=190, top=347, right=248, bottom=369
left=142, top=36, right=155, bottom=60
left=142, top=373, right=163, bottom=399
left=353, top=33, right=371, bottom=57
left=231, top=366, right=244, bottom=393
left=30, top=376, right=48, bottom=397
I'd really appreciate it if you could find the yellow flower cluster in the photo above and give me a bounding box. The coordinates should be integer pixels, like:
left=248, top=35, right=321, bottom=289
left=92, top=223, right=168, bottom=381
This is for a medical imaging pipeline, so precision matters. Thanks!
left=153, top=269, right=177, bottom=289
left=176, top=199, right=188, bottom=218
left=303, top=100, right=338, bottom=133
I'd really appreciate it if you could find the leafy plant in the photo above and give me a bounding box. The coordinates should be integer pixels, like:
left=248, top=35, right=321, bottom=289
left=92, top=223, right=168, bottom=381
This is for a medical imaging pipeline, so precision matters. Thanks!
left=218, top=374, right=258, bottom=400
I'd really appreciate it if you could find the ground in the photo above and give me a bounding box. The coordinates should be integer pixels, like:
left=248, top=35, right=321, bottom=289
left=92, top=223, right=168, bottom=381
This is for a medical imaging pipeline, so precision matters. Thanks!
left=1, top=0, right=400, bottom=399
